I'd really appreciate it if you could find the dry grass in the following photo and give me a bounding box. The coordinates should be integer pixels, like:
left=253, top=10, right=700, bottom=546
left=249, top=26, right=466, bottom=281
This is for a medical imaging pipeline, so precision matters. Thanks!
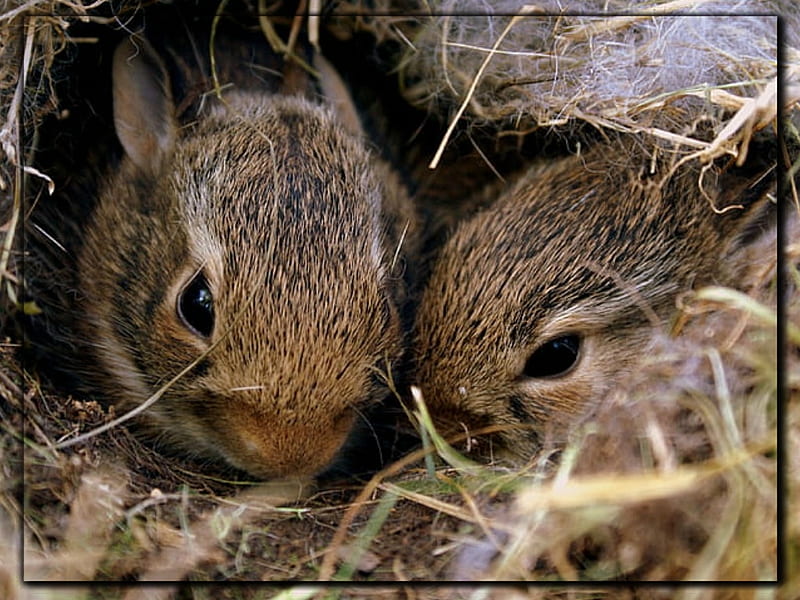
left=0, top=1, right=795, bottom=598
left=381, top=1, right=794, bottom=147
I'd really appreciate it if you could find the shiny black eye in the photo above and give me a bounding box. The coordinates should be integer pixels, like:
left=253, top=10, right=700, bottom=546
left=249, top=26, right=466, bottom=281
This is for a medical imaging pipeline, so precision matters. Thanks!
left=523, top=334, right=580, bottom=378
left=178, top=272, right=214, bottom=337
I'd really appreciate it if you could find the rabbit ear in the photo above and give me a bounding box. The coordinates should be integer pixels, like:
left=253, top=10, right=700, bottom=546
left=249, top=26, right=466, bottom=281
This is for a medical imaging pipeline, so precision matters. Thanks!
left=313, top=51, right=364, bottom=138
left=711, top=158, right=776, bottom=246
left=112, top=36, right=177, bottom=175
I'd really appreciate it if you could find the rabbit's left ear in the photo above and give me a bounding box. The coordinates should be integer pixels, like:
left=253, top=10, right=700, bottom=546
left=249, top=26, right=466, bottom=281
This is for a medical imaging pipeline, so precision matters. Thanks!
left=312, top=51, right=364, bottom=139
left=112, top=35, right=177, bottom=176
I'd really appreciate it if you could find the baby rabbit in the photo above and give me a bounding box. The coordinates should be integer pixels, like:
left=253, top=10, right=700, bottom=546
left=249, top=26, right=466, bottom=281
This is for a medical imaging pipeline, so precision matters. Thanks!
left=413, top=136, right=775, bottom=457
left=72, top=35, right=417, bottom=480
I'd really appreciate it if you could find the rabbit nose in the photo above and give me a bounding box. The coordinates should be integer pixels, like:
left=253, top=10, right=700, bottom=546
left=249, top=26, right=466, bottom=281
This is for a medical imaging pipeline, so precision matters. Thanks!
left=225, top=408, right=356, bottom=480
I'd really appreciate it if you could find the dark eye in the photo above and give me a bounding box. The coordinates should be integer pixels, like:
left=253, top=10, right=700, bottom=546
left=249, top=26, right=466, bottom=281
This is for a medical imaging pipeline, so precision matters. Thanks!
left=178, top=272, right=214, bottom=337
left=523, top=334, right=580, bottom=378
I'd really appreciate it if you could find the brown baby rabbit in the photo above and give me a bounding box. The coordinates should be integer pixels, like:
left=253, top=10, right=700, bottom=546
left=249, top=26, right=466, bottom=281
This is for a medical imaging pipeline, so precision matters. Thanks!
left=413, top=136, right=775, bottom=458
left=73, top=35, right=417, bottom=480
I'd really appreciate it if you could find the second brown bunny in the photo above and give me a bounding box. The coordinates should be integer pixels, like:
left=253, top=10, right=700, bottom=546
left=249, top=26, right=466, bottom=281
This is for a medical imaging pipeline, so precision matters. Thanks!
left=413, top=135, right=776, bottom=458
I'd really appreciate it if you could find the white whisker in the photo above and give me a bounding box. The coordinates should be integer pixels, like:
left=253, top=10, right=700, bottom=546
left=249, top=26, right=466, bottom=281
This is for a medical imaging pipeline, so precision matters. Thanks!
left=229, top=385, right=266, bottom=392
left=391, top=219, right=410, bottom=272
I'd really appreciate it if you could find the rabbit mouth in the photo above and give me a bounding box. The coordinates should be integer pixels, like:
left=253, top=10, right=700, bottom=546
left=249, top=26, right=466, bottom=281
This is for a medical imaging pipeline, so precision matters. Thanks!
left=206, top=407, right=358, bottom=480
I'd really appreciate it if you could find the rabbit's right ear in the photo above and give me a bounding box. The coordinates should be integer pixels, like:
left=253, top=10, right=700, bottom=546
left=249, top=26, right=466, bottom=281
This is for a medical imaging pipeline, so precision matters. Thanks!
left=112, top=36, right=177, bottom=175
left=313, top=51, right=364, bottom=139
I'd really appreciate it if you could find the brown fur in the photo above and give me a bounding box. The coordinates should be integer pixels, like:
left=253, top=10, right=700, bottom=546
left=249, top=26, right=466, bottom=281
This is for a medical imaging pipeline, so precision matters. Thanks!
left=413, top=136, right=775, bottom=457
left=74, top=37, right=417, bottom=480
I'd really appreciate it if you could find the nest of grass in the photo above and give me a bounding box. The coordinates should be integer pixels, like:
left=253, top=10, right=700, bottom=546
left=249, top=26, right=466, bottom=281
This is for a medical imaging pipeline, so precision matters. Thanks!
left=360, top=1, right=797, bottom=164
left=0, top=0, right=796, bottom=596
